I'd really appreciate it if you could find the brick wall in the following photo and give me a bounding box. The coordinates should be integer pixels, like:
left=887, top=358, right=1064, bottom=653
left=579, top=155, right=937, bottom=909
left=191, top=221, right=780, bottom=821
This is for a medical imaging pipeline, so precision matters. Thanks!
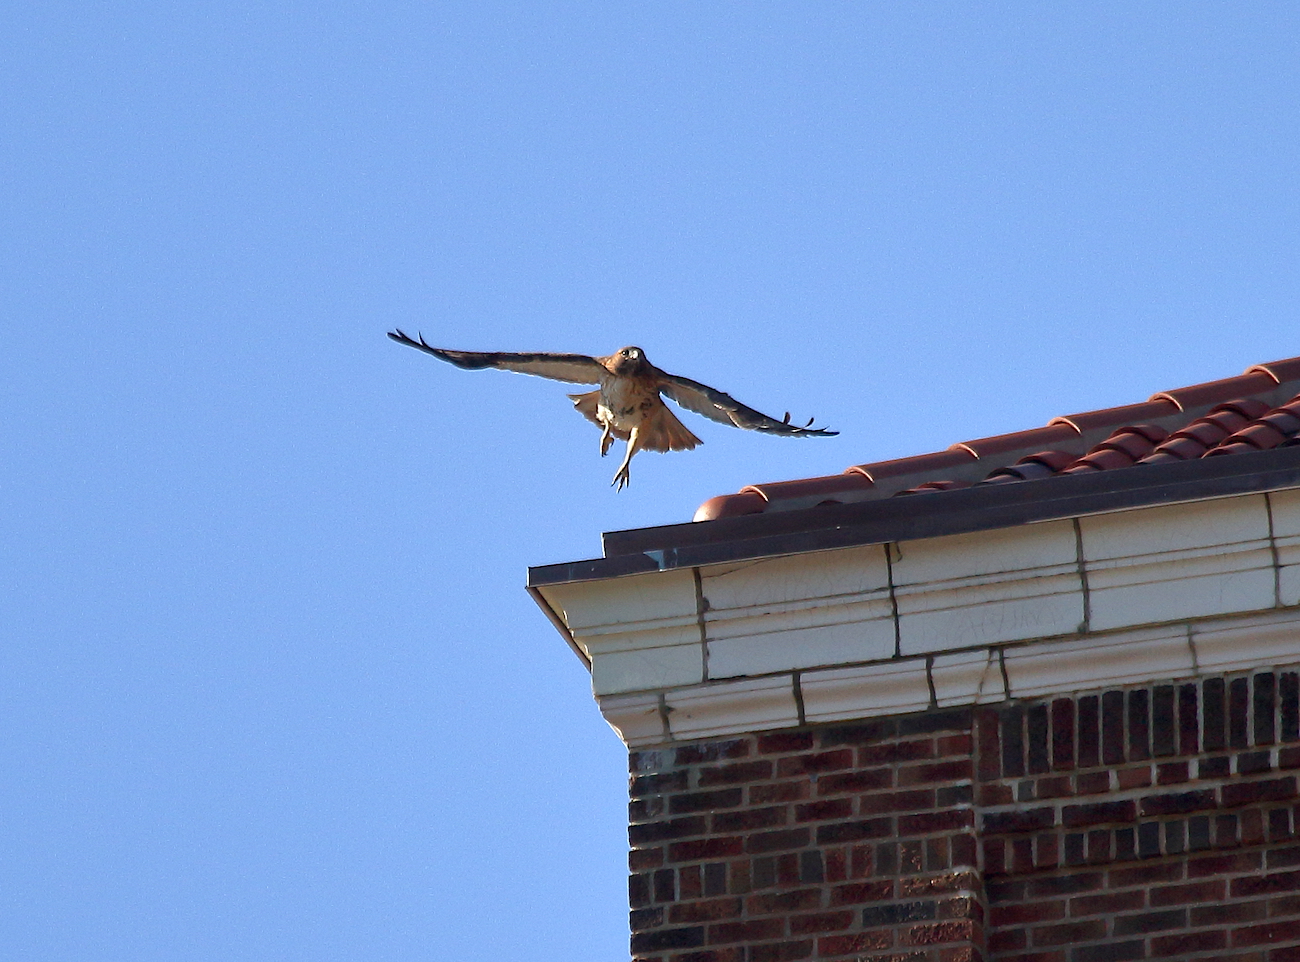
left=625, top=668, right=1300, bottom=962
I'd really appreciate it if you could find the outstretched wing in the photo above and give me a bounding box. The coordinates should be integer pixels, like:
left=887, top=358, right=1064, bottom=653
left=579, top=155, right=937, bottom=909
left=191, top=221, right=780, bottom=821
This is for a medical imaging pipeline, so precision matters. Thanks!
left=388, top=329, right=606, bottom=384
left=656, top=370, right=838, bottom=436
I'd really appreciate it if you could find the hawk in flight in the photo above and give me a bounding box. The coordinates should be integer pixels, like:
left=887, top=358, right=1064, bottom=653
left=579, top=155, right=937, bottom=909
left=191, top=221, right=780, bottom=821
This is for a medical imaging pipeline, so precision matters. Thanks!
left=388, top=330, right=837, bottom=490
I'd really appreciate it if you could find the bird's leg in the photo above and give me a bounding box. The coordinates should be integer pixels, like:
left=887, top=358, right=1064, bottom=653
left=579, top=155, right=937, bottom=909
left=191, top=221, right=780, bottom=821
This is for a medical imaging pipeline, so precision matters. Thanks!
left=612, top=427, right=640, bottom=491
left=599, top=421, right=614, bottom=457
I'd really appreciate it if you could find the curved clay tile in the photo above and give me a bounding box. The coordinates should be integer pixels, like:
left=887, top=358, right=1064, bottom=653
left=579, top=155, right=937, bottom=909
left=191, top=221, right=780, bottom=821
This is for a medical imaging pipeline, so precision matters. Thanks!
left=1247, top=356, right=1300, bottom=385
left=1150, top=371, right=1278, bottom=411
left=1049, top=400, right=1179, bottom=433
left=896, top=479, right=975, bottom=496
left=693, top=492, right=768, bottom=522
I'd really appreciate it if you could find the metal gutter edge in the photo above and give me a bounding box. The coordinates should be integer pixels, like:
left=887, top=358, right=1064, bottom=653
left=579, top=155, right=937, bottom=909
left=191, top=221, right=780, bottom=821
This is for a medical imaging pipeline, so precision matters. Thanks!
left=527, top=445, right=1300, bottom=589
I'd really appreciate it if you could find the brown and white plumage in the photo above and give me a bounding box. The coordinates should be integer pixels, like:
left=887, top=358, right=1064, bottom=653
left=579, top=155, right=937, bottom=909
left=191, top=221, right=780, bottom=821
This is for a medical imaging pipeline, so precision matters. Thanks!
left=387, top=329, right=837, bottom=490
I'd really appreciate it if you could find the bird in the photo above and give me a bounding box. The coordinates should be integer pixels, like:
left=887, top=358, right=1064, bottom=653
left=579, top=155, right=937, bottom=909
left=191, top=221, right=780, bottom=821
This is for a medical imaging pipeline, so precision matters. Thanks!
left=387, top=330, right=837, bottom=490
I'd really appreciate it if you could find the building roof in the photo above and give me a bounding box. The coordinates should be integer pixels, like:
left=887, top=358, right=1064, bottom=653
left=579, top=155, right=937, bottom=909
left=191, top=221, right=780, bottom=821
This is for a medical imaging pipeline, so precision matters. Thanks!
left=693, top=355, right=1300, bottom=521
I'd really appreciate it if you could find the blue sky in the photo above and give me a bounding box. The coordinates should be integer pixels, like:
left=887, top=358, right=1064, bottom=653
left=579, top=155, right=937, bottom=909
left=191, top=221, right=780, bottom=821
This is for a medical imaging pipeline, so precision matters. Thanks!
left=3, top=4, right=1299, bottom=960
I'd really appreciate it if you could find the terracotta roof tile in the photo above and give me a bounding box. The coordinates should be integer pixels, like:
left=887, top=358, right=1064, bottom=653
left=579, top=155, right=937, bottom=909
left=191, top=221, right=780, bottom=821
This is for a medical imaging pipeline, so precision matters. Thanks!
left=696, top=355, right=1300, bottom=521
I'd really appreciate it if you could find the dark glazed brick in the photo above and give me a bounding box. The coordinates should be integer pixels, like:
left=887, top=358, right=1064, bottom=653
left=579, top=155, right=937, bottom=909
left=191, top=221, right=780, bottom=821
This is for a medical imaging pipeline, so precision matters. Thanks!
left=799, top=850, right=824, bottom=883
left=1179, top=683, right=1199, bottom=755
left=1002, top=705, right=1026, bottom=777
left=1070, top=941, right=1143, bottom=962
left=630, top=906, right=663, bottom=930
left=1064, top=833, right=1085, bottom=865
left=707, top=919, right=784, bottom=944
left=1231, top=868, right=1300, bottom=896
left=633, top=771, right=689, bottom=797
left=751, top=857, right=775, bottom=889
left=1234, top=918, right=1300, bottom=946
left=1257, top=672, right=1278, bottom=744
left=1113, top=908, right=1187, bottom=935
left=670, top=838, right=745, bottom=862
left=1115, top=827, right=1135, bottom=860
left=863, top=901, right=936, bottom=926
left=704, top=863, right=726, bottom=897
left=900, top=707, right=971, bottom=735
left=1087, top=828, right=1112, bottom=862
left=794, top=799, right=852, bottom=823
left=748, top=940, right=814, bottom=962
left=1139, top=789, right=1216, bottom=816
left=1034, top=920, right=1107, bottom=946
left=1028, top=704, right=1050, bottom=774
left=1164, top=821, right=1185, bottom=857
left=1052, top=698, right=1076, bottom=770
left=1239, top=750, right=1273, bottom=775
left=1156, top=761, right=1188, bottom=784
left=1149, top=878, right=1224, bottom=906
left=1152, top=685, right=1175, bottom=757
left=668, top=898, right=742, bottom=924
left=1199, top=756, right=1230, bottom=778
left=1231, top=677, right=1250, bottom=748
left=817, top=769, right=891, bottom=794
left=937, top=784, right=973, bottom=807
left=631, top=873, right=651, bottom=907
left=676, top=740, right=751, bottom=765
left=698, top=761, right=774, bottom=786
left=1028, top=872, right=1103, bottom=897
left=655, top=868, right=676, bottom=902
left=818, top=719, right=897, bottom=746
left=1189, top=815, right=1211, bottom=850
left=1138, top=822, right=1161, bottom=858
left=977, top=708, right=1002, bottom=780
left=1283, top=672, right=1300, bottom=742
left=1128, top=690, right=1150, bottom=761
left=631, top=926, right=705, bottom=953
left=632, top=817, right=709, bottom=845
left=1102, top=691, right=1125, bottom=765
left=1204, top=677, right=1226, bottom=752
left=1078, top=695, right=1100, bottom=768
left=897, top=760, right=972, bottom=785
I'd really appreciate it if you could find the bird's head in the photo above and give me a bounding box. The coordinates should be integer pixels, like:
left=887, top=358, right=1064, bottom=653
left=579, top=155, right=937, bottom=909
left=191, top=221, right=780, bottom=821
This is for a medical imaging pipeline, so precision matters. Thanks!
left=612, top=346, right=649, bottom=374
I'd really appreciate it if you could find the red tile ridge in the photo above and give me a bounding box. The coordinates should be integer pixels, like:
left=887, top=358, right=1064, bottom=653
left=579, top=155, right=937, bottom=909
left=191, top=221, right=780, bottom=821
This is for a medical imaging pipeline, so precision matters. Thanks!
left=847, top=449, right=976, bottom=482
left=740, top=474, right=874, bottom=504
left=1247, top=356, right=1300, bottom=385
left=693, top=492, right=767, bottom=522
left=1049, top=400, right=1180, bottom=434
left=948, top=423, right=1080, bottom=460
left=1148, top=371, right=1277, bottom=412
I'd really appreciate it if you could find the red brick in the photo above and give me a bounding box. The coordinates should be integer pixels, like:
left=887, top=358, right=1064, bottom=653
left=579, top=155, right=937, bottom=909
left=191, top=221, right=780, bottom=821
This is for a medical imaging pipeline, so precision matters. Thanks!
left=680, top=865, right=703, bottom=899
left=746, top=888, right=822, bottom=914
left=632, top=847, right=666, bottom=870
left=816, top=769, right=892, bottom=795
left=815, top=932, right=893, bottom=955
left=987, top=929, right=1026, bottom=953
left=990, top=900, right=1066, bottom=926
left=670, top=949, right=746, bottom=962
left=793, top=798, right=852, bottom=823
left=1076, top=771, right=1110, bottom=795
left=900, top=871, right=977, bottom=897
left=1223, top=776, right=1298, bottom=808
left=1188, top=851, right=1262, bottom=876
left=1032, top=919, right=1107, bottom=946
left=937, top=733, right=973, bottom=756
left=1037, top=775, right=1073, bottom=799
left=980, top=784, right=1015, bottom=806
left=708, top=919, right=785, bottom=944
left=1270, top=894, right=1300, bottom=916
left=1062, top=800, right=1135, bottom=828
left=828, top=880, right=892, bottom=906
left=1112, top=908, right=1187, bottom=935
left=746, top=828, right=810, bottom=855
left=1070, top=890, right=1145, bottom=916
left=898, top=760, right=972, bottom=786
left=1149, top=878, right=1225, bottom=906
left=898, top=809, right=973, bottom=836
left=712, top=806, right=787, bottom=833
left=901, top=920, right=975, bottom=945
left=1150, top=930, right=1228, bottom=956
left=698, top=761, right=775, bottom=786
left=669, top=898, right=743, bottom=923
left=757, top=732, right=813, bottom=754
left=788, top=910, right=854, bottom=934
left=634, top=771, right=690, bottom=796
left=1156, top=760, right=1189, bottom=784
left=860, top=789, right=936, bottom=815
left=1116, top=766, right=1152, bottom=789
left=750, top=782, right=809, bottom=804
left=1233, top=869, right=1300, bottom=897
left=1234, top=919, right=1300, bottom=946
left=1109, top=861, right=1183, bottom=886
left=815, top=818, right=893, bottom=844
left=747, top=941, right=813, bottom=962
left=776, top=749, right=853, bottom=777
left=669, top=837, right=745, bottom=862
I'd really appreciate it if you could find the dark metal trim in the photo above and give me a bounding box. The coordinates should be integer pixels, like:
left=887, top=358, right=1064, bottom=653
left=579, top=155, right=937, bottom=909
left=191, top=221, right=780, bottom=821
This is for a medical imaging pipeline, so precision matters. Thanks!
left=527, top=445, right=1300, bottom=588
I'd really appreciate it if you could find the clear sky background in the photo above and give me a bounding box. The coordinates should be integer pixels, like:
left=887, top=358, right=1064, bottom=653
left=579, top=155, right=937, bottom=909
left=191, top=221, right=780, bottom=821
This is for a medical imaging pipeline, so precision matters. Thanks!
left=3, top=4, right=1299, bottom=960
